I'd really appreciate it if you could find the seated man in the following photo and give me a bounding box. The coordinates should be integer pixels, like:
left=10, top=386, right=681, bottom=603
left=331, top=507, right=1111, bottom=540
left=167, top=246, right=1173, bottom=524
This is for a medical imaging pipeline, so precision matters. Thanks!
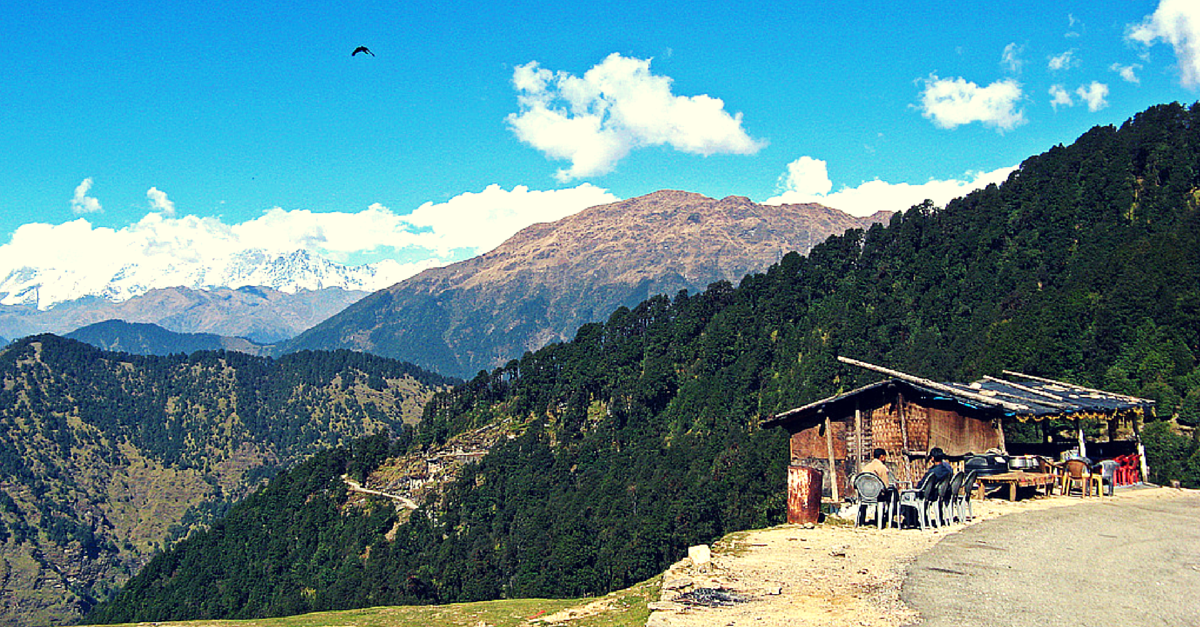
left=862, top=448, right=892, bottom=486
left=918, top=447, right=953, bottom=487
left=862, top=448, right=897, bottom=510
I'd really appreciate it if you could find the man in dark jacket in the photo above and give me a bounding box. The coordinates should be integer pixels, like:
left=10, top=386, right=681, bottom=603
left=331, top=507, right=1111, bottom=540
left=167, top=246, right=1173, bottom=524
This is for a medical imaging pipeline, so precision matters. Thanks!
left=918, top=447, right=953, bottom=487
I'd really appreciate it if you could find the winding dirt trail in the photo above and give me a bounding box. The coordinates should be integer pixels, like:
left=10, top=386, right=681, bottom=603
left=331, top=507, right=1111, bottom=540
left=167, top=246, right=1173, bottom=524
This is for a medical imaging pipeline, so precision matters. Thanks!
left=342, top=474, right=419, bottom=509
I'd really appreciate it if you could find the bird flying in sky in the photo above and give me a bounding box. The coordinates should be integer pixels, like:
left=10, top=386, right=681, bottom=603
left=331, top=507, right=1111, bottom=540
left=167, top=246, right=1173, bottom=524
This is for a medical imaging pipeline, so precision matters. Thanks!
left=352, top=46, right=374, bottom=57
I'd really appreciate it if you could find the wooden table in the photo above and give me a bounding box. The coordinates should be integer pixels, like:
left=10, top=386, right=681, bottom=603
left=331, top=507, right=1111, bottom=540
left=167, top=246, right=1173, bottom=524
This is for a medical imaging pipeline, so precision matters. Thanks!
left=977, top=471, right=1057, bottom=501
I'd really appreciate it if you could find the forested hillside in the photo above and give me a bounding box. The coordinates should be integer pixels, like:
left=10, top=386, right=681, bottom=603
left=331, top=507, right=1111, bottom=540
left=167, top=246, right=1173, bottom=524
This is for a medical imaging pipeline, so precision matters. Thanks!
left=66, top=319, right=270, bottom=356
left=0, top=336, right=454, bottom=626
left=91, top=102, right=1200, bottom=623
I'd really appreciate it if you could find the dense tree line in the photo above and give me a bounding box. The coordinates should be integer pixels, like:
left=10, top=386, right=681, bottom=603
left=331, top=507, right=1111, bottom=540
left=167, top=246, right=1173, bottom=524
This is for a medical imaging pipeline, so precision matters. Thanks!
left=90, top=102, right=1200, bottom=623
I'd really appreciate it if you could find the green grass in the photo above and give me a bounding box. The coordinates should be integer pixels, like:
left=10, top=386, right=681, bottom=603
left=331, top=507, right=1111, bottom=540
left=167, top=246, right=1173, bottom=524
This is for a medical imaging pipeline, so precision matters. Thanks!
left=85, top=577, right=659, bottom=627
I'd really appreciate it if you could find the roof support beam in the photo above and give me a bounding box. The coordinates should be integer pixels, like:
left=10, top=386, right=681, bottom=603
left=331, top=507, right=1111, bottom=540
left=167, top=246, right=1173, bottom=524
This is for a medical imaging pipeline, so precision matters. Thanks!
left=839, top=356, right=1031, bottom=413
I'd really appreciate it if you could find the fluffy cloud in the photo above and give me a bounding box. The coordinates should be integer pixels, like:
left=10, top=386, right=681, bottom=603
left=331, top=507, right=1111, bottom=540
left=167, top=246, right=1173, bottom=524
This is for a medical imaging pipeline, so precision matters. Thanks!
left=507, top=53, right=766, bottom=181
left=146, top=187, right=176, bottom=216
left=780, top=156, right=833, bottom=197
left=0, top=183, right=620, bottom=306
left=1075, top=81, right=1109, bottom=111
left=1001, top=43, right=1024, bottom=73
left=764, top=156, right=1017, bottom=217
left=71, top=178, right=102, bottom=214
left=1048, top=49, right=1079, bottom=71
left=1111, top=63, right=1142, bottom=84
left=1049, top=85, right=1074, bottom=109
left=1127, top=0, right=1200, bottom=87
left=917, top=75, right=1026, bottom=131
left=1048, top=82, right=1108, bottom=112
left=398, top=183, right=619, bottom=255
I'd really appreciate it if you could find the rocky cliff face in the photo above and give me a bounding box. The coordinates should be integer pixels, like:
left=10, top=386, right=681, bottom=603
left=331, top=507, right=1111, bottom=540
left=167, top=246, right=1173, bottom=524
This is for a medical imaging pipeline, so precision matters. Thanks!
left=288, top=191, right=890, bottom=377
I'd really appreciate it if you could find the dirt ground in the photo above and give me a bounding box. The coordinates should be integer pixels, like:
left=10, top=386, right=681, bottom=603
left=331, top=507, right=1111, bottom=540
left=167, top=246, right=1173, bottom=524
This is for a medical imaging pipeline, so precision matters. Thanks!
left=643, top=487, right=1191, bottom=627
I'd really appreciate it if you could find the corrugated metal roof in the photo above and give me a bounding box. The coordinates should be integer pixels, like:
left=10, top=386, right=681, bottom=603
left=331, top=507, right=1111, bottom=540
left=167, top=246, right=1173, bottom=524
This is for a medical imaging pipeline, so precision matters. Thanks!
left=955, top=372, right=1153, bottom=418
left=765, top=362, right=1154, bottom=430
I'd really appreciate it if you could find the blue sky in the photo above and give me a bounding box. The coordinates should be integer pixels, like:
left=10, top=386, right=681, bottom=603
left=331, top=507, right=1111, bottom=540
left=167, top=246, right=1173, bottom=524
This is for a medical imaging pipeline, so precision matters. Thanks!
left=1, top=0, right=1198, bottom=296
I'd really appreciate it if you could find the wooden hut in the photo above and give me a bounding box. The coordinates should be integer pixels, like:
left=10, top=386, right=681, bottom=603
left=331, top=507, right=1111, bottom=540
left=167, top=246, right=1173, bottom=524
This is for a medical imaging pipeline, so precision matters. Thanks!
left=763, top=357, right=1155, bottom=505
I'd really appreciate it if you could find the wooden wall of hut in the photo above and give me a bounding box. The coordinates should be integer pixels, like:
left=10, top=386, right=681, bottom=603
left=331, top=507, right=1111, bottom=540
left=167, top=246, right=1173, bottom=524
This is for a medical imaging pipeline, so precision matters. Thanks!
left=786, top=394, right=1003, bottom=500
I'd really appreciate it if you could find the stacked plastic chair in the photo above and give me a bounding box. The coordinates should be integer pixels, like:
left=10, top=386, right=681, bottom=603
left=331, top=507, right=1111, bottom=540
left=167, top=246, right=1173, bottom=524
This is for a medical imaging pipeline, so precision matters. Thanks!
left=1115, top=454, right=1141, bottom=485
left=955, top=470, right=978, bottom=522
left=897, top=474, right=937, bottom=530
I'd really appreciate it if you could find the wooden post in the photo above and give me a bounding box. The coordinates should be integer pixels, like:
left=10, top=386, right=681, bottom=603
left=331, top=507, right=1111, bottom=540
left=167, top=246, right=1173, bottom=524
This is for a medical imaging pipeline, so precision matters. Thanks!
left=824, top=416, right=839, bottom=502
left=855, top=400, right=863, bottom=475
left=898, top=393, right=911, bottom=483
left=1132, top=414, right=1150, bottom=483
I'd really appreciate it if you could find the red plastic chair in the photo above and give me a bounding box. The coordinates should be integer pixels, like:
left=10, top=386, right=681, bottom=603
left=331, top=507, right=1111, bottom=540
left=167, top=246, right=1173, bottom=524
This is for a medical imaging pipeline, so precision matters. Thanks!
left=1115, top=454, right=1141, bottom=485
left=1125, top=454, right=1141, bottom=484
left=1115, top=455, right=1129, bottom=485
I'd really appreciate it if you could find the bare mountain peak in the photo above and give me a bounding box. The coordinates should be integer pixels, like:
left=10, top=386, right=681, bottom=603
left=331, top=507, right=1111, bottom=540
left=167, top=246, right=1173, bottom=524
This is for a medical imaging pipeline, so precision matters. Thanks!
left=290, top=189, right=891, bottom=377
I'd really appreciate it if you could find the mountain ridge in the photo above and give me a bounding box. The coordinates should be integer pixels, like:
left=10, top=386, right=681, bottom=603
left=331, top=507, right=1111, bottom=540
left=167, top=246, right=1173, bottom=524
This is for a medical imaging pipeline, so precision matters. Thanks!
left=286, top=192, right=891, bottom=377
left=66, top=319, right=270, bottom=356
left=0, top=284, right=367, bottom=345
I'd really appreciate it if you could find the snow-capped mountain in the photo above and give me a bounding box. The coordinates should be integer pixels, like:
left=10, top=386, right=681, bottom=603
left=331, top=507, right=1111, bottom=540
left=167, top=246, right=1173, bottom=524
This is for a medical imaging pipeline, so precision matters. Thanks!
left=0, top=248, right=412, bottom=310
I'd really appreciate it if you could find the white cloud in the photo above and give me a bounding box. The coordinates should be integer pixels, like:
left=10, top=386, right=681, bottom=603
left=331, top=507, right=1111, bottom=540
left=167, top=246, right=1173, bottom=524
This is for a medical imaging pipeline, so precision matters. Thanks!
left=917, top=75, right=1026, bottom=131
left=1110, top=63, right=1142, bottom=84
left=779, top=156, right=833, bottom=197
left=506, top=53, right=766, bottom=181
left=399, top=183, right=619, bottom=255
left=764, top=156, right=1017, bottom=217
left=146, top=187, right=176, bottom=217
left=1048, top=49, right=1079, bottom=71
left=1001, top=43, right=1024, bottom=73
left=1127, top=0, right=1200, bottom=87
left=1075, top=81, right=1109, bottom=111
left=0, top=183, right=620, bottom=307
left=70, top=178, right=102, bottom=214
left=1049, top=84, right=1074, bottom=109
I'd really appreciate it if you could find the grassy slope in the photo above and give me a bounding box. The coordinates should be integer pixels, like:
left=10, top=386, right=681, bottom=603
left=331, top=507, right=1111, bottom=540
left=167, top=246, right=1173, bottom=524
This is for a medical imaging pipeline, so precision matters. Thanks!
left=82, top=577, right=659, bottom=627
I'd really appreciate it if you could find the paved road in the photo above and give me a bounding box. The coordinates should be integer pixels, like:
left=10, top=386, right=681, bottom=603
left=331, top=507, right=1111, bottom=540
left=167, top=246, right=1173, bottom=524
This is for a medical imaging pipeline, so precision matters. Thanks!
left=903, top=491, right=1200, bottom=627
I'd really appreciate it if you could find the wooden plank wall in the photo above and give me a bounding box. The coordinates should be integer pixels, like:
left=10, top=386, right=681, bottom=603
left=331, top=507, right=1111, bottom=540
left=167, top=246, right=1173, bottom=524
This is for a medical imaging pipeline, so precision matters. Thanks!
left=789, top=419, right=852, bottom=499
left=920, top=402, right=1003, bottom=456
left=787, top=397, right=1005, bottom=498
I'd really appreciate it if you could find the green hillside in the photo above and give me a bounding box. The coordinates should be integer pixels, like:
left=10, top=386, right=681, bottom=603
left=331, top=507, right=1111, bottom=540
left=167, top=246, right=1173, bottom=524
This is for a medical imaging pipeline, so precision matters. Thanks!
left=65, top=319, right=266, bottom=356
left=89, top=102, right=1200, bottom=624
left=0, top=335, right=455, bottom=626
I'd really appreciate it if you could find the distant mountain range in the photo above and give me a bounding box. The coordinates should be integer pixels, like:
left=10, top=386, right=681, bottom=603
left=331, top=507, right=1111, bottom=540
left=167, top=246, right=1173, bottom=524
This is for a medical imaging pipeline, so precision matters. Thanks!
left=0, top=284, right=367, bottom=345
left=0, top=248, right=406, bottom=311
left=285, top=191, right=891, bottom=378
left=1, top=196, right=887, bottom=369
